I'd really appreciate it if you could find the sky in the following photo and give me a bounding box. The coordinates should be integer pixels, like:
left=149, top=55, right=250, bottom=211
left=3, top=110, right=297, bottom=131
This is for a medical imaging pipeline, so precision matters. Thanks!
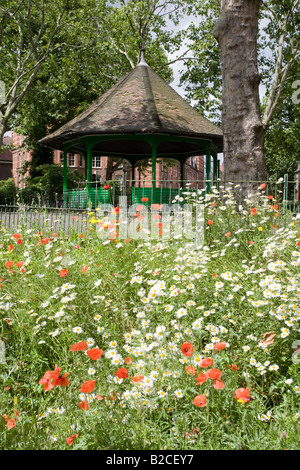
left=167, top=12, right=268, bottom=103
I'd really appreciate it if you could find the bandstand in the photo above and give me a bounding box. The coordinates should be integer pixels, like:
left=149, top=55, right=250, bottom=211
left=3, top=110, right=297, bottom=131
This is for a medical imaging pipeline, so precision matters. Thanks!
left=39, top=50, right=223, bottom=208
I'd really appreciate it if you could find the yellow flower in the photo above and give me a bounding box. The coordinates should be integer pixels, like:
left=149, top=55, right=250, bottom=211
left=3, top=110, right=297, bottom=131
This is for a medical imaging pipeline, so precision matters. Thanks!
left=258, top=227, right=263, bottom=231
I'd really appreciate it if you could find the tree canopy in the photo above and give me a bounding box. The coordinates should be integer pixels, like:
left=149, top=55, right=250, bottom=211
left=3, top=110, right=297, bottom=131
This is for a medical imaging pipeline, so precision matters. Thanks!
left=1, top=0, right=298, bottom=181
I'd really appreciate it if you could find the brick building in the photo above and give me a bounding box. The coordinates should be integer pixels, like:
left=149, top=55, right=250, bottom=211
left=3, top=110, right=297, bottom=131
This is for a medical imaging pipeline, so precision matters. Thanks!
left=12, top=130, right=205, bottom=190
left=0, top=135, right=13, bottom=180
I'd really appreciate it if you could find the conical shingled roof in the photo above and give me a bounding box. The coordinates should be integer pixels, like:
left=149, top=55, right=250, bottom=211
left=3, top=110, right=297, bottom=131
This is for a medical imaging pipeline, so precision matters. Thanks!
left=39, top=60, right=223, bottom=154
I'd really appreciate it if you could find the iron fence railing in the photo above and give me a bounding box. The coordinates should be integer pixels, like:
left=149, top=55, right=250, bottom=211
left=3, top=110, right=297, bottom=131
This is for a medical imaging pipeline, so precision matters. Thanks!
left=0, top=175, right=299, bottom=232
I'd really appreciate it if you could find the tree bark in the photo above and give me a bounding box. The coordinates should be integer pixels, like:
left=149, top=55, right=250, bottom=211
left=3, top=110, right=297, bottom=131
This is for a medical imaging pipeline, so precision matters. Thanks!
left=213, top=0, right=267, bottom=183
left=0, top=118, right=6, bottom=147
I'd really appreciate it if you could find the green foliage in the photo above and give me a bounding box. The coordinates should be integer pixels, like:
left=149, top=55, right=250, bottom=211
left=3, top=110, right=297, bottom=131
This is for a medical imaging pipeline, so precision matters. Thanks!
left=263, top=61, right=300, bottom=180
left=0, top=178, right=17, bottom=205
left=19, top=164, right=84, bottom=203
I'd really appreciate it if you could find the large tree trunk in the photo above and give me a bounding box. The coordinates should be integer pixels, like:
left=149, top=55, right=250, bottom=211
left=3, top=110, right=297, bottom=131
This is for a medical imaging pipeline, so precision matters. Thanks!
left=213, top=0, right=267, bottom=183
left=0, top=117, right=7, bottom=148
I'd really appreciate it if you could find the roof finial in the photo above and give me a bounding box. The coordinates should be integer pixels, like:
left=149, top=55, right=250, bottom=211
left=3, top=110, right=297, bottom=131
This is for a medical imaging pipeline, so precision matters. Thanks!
left=137, top=47, right=148, bottom=66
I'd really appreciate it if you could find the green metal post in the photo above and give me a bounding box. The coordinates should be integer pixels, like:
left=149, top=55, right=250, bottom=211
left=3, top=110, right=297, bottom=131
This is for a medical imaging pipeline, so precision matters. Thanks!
left=86, top=143, right=93, bottom=184
left=213, top=152, right=218, bottom=185
left=84, top=153, right=88, bottom=181
left=63, top=145, right=68, bottom=191
left=205, top=144, right=212, bottom=193
left=151, top=140, right=157, bottom=203
left=86, top=142, right=93, bottom=207
left=180, top=159, right=185, bottom=189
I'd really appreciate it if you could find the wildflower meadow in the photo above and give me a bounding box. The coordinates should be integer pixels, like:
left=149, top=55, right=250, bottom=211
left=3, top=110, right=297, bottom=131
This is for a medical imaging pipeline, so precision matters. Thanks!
left=0, top=183, right=299, bottom=450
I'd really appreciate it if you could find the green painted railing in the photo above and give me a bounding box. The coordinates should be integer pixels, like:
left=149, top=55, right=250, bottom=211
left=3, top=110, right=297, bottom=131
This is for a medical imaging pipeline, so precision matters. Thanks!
left=63, top=187, right=110, bottom=209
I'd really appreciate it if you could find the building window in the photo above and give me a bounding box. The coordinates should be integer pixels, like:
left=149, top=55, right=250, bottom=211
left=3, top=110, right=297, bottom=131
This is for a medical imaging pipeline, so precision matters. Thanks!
left=92, top=155, right=102, bottom=168
left=68, top=153, right=75, bottom=167
left=60, top=152, right=64, bottom=165
left=79, top=154, right=84, bottom=167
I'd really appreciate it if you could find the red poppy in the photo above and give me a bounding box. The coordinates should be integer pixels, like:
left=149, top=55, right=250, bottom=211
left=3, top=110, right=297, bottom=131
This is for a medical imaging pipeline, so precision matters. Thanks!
left=152, top=203, right=163, bottom=210
left=70, top=341, right=88, bottom=351
left=6, top=418, right=16, bottom=430
left=87, top=348, right=103, bottom=360
left=17, top=239, right=22, bottom=245
left=200, top=357, right=213, bottom=368
left=78, top=400, right=89, bottom=410
left=250, top=208, right=257, bottom=215
left=39, top=370, right=56, bottom=391
left=114, top=206, right=120, bottom=214
left=79, top=380, right=95, bottom=393
left=16, top=261, right=24, bottom=267
left=5, top=261, right=14, bottom=269
left=131, top=375, right=144, bottom=383
left=82, top=265, right=88, bottom=273
left=9, top=244, right=13, bottom=251
left=124, top=357, right=132, bottom=364
left=185, top=365, right=196, bottom=376
left=141, top=197, right=148, bottom=202
left=114, top=368, right=128, bottom=379
left=206, top=368, right=222, bottom=380
left=195, top=373, right=208, bottom=385
left=66, top=434, right=78, bottom=446
left=52, top=364, right=69, bottom=387
left=42, top=238, right=50, bottom=245
left=207, top=220, right=213, bottom=225
left=12, top=233, right=21, bottom=239
left=268, top=195, right=274, bottom=200
left=213, top=379, right=225, bottom=389
left=193, top=395, right=207, bottom=407
left=234, top=387, right=250, bottom=403
left=231, top=364, right=238, bottom=371
left=259, top=183, right=266, bottom=190
left=224, top=232, right=231, bottom=237
left=38, top=365, right=69, bottom=390
left=103, top=184, right=110, bottom=190
left=59, top=269, right=68, bottom=277
left=180, top=342, right=193, bottom=357
left=213, top=342, right=227, bottom=351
